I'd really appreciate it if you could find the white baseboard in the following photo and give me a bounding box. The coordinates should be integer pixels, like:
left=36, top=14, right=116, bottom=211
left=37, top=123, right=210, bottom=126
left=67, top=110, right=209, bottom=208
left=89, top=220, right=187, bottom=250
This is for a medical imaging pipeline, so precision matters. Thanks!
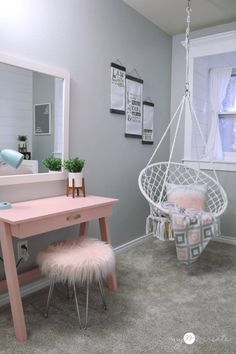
left=0, top=277, right=50, bottom=308
left=114, top=233, right=152, bottom=253
left=0, top=233, right=152, bottom=308
left=213, top=235, right=236, bottom=245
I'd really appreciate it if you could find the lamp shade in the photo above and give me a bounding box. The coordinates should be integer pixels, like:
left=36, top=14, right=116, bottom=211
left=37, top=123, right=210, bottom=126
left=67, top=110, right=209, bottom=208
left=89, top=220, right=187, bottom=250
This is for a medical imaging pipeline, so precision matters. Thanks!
left=1, top=149, right=24, bottom=168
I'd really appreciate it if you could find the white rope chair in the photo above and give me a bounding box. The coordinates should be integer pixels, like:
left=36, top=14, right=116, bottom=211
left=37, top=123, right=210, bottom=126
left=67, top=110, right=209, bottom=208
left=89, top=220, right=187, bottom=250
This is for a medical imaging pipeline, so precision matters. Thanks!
left=139, top=162, right=228, bottom=218
left=138, top=0, right=228, bottom=239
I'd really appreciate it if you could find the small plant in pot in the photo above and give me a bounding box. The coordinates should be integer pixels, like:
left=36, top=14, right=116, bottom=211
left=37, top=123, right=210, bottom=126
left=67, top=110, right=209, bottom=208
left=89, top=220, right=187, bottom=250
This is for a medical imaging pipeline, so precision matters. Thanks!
left=18, top=135, right=27, bottom=142
left=42, top=156, right=62, bottom=172
left=63, top=157, right=85, bottom=187
left=17, top=135, right=28, bottom=152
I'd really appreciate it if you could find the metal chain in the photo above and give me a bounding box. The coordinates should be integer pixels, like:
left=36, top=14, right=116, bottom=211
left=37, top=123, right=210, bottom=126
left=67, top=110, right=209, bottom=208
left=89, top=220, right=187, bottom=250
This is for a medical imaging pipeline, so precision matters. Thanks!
left=185, top=0, right=192, bottom=96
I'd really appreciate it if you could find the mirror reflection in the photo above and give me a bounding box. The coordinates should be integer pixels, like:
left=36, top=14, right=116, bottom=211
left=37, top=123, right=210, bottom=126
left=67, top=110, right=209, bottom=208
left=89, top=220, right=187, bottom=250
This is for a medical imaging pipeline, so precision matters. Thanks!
left=0, top=62, right=64, bottom=175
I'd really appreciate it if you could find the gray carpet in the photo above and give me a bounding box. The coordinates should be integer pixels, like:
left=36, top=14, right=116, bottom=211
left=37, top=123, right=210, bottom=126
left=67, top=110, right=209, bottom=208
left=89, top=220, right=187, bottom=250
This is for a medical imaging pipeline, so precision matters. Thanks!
left=0, top=238, right=236, bottom=354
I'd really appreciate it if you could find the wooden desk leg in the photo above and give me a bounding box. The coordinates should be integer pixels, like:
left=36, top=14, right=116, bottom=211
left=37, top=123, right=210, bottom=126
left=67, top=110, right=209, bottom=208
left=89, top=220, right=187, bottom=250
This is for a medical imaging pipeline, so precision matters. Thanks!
left=0, top=222, right=27, bottom=342
left=99, top=217, right=117, bottom=291
left=79, top=222, right=89, bottom=236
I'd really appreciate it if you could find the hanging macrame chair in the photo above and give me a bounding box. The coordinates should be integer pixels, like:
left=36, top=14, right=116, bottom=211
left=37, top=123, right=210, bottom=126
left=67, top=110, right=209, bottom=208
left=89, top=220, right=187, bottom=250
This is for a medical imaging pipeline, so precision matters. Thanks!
left=138, top=0, right=228, bottom=238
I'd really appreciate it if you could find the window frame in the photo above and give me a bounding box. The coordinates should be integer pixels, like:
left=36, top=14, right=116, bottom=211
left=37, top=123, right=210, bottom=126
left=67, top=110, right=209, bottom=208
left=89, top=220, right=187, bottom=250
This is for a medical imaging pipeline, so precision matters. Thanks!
left=219, top=111, right=236, bottom=160
left=182, top=30, right=236, bottom=171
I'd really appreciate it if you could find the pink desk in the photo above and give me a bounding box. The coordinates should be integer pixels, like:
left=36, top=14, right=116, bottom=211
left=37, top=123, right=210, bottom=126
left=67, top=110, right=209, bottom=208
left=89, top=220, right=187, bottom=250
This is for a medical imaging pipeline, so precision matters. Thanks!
left=0, top=195, right=118, bottom=342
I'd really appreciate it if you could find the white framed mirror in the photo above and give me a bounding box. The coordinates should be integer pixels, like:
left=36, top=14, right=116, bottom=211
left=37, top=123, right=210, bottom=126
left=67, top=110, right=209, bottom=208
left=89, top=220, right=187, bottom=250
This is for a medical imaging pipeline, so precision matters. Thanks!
left=0, top=52, right=70, bottom=185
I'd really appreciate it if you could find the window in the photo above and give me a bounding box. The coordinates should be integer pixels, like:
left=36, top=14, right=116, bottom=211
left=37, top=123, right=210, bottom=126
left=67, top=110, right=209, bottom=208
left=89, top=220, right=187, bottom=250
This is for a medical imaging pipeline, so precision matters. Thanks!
left=222, top=74, right=236, bottom=112
left=219, top=74, right=236, bottom=160
left=183, top=30, right=236, bottom=171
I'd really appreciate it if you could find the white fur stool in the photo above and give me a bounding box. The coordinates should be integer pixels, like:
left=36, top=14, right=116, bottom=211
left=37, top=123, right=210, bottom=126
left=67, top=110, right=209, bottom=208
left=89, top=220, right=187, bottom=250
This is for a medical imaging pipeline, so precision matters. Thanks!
left=37, top=237, right=115, bottom=328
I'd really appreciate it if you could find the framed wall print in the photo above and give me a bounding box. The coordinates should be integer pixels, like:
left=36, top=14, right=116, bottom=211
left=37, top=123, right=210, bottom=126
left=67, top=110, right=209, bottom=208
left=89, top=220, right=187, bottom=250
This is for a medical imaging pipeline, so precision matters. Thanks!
left=34, top=103, right=51, bottom=135
left=110, top=62, right=126, bottom=114
left=22, top=152, right=31, bottom=160
left=142, top=101, right=154, bottom=144
left=125, top=75, right=143, bottom=138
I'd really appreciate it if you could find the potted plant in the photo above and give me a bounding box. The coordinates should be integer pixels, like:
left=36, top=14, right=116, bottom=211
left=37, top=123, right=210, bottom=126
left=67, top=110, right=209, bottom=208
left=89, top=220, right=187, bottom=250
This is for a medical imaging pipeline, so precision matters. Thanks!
left=42, top=156, right=62, bottom=172
left=17, top=135, right=28, bottom=152
left=63, top=157, right=85, bottom=187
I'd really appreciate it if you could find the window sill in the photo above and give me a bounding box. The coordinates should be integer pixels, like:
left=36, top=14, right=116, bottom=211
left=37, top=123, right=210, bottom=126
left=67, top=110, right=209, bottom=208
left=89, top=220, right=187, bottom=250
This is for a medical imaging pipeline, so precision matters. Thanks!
left=183, top=159, right=236, bottom=172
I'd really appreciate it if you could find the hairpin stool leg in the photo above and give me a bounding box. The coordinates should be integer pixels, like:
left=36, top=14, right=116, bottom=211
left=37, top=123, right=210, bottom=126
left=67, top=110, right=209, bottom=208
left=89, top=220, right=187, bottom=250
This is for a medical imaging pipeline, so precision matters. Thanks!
left=98, top=278, right=107, bottom=310
left=44, top=280, right=55, bottom=318
left=73, top=283, right=82, bottom=329
left=84, top=279, right=90, bottom=329
left=66, top=281, right=70, bottom=300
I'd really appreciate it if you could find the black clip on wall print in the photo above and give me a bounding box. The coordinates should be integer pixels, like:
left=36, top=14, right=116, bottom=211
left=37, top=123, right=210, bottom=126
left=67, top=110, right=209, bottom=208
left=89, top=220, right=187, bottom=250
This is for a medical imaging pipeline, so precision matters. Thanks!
left=110, top=62, right=126, bottom=114
left=142, top=100, right=154, bottom=144
left=125, top=71, right=143, bottom=138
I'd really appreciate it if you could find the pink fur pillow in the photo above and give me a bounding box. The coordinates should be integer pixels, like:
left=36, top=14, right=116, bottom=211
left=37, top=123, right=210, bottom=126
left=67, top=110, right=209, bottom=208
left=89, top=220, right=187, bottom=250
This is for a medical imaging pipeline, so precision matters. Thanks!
left=166, top=183, right=207, bottom=211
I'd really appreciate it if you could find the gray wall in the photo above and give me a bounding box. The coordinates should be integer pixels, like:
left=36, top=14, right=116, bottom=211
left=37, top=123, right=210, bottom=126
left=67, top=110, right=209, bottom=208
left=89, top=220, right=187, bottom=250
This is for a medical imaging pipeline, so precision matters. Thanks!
left=0, top=0, right=172, bottom=276
left=32, top=72, right=55, bottom=172
left=171, top=20, right=236, bottom=238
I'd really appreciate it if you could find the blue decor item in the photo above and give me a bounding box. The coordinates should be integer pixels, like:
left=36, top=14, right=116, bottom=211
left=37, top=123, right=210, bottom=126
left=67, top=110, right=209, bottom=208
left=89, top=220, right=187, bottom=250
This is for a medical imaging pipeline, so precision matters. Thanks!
left=1, top=149, right=24, bottom=168
left=0, top=149, right=24, bottom=209
left=0, top=202, right=11, bottom=210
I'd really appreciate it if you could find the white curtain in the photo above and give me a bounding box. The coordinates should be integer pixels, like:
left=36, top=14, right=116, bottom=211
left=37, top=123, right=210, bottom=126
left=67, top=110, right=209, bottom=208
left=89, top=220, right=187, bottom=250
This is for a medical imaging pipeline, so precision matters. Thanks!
left=205, top=67, right=232, bottom=160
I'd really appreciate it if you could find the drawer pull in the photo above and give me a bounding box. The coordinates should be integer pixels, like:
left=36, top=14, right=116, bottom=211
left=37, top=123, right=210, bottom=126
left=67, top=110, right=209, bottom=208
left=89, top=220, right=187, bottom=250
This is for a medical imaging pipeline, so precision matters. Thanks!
left=66, top=214, right=81, bottom=221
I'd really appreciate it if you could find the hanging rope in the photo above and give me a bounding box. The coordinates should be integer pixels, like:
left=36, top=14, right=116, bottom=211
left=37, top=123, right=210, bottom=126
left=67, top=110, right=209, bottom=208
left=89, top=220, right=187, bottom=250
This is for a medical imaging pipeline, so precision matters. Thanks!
left=146, top=0, right=216, bottom=171
left=146, top=95, right=185, bottom=166
left=146, top=0, right=193, bottom=167
left=187, top=96, right=219, bottom=182
left=159, top=96, right=185, bottom=202
left=185, top=0, right=191, bottom=96
left=138, top=0, right=228, bottom=219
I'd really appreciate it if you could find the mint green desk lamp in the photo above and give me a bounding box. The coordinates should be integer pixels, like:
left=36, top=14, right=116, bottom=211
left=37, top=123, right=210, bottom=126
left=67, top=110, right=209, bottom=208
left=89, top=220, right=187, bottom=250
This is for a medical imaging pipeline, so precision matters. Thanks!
left=0, top=149, right=24, bottom=209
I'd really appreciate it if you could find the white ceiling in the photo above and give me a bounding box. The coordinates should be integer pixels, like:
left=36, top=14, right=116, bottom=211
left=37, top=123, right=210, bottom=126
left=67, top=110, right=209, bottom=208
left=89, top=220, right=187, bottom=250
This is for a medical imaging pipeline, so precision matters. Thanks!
left=123, top=0, right=236, bottom=35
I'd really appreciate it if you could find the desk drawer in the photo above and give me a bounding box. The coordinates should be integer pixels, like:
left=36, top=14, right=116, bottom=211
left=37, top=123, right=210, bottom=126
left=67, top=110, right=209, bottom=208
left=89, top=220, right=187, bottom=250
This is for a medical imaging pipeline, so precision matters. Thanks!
left=11, top=204, right=113, bottom=238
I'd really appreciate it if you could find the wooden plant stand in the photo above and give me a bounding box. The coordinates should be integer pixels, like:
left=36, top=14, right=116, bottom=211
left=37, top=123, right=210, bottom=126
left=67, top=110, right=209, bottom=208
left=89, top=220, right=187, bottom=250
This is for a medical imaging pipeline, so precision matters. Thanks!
left=66, top=177, right=86, bottom=198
